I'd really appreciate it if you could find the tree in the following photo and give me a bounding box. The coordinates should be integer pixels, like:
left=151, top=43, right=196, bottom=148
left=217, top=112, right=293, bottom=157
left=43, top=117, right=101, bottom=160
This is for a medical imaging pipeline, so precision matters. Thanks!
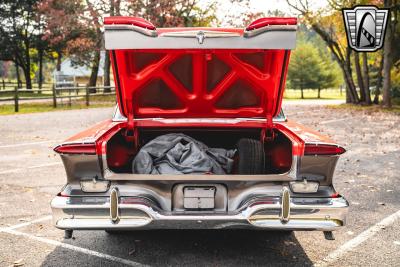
left=287, top=0, right=360, bottom=103
left=288, top=43, right=326, bottom=98
left=317, top=48, right=342, bottom=98
left=128, top=0, right=217, bottom=28
left=0, top=0, right=41, bottom=89
left=362, top=53, right=371, bottom=104
left=38, top=0, right=218, bottom=89
left=372, top=52, right=384, bottom=104
left=103, top=0, right=121, bottom=89
left=288, top=42, right=340, bottom=99
left=38, top=0, right=92, bottom=76
left=382, top=0, right=399, bottom=108
left=354, top=52, right=367, bottom=102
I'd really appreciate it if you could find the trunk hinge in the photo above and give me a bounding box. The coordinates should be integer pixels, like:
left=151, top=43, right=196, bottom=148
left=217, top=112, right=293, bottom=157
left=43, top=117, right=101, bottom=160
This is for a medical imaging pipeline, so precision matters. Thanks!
left=125, top=104, right=136, bottom=142
left=264, top=114, right=275, bottom=141
left=127, top=111, right=135, bottom=131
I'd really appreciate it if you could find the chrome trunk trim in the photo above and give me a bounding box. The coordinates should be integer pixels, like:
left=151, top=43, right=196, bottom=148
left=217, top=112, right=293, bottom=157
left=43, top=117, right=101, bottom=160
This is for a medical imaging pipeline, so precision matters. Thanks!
left=105, top=26, right=297, bottom=50
left=103, top=172, right=298, bottom=181
left=104, top=24, right=157, bottom=37
left=243, top=24, right=297, bottom=38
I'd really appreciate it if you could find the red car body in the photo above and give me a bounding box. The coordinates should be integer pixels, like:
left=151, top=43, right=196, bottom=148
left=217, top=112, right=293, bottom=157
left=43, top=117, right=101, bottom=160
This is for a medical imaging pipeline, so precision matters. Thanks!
left=51, top=17, right=348, bottom=236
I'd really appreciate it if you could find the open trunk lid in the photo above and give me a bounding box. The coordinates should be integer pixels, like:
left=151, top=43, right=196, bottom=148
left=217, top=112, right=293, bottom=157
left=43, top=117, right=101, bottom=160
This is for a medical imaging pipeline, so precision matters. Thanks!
left=104, top=17, right=297, bottom=120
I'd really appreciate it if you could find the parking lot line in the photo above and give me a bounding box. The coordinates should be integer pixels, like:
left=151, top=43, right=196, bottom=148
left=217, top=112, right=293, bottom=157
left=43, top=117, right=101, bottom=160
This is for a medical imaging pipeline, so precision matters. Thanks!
left=319, top=118, right=349, bottom=125
left=1, top=228, right=147, bottom=267
left=0, top=162, right=62, bottom=175
left=317, top=209, right=400, bottom=266
left=0, top=216, right=52, bottom=231
left=0, top=140, right=56, bottom=149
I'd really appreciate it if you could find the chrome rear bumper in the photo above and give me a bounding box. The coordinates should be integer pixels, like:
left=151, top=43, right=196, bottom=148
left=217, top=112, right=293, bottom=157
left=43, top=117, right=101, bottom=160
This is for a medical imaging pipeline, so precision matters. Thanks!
left=51, top=191, right=349, bottom=231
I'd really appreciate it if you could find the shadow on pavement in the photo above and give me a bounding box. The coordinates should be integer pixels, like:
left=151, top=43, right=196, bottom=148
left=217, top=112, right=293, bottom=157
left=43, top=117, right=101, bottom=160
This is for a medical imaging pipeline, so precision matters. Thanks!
left=41, top=230, right=313, bottom=266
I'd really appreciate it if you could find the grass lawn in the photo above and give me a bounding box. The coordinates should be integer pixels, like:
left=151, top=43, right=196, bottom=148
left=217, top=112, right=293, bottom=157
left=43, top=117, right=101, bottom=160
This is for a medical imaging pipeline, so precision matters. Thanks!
left=0, top=90, right=53, bottom=99
left=283, top=89, right=345, bottom=100
left=0, top=89, right=115, bottom=100
left=327, top=103, right=400, bottom=115
left=0, top=101, right=115, bottom=115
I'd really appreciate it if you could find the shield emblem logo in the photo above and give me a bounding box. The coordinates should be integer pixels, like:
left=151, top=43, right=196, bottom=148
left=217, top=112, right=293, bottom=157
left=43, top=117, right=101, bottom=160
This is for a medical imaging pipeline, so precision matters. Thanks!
left=342, top=6, right=389, bottom=52
left=196, top=31, right=206, bottom=44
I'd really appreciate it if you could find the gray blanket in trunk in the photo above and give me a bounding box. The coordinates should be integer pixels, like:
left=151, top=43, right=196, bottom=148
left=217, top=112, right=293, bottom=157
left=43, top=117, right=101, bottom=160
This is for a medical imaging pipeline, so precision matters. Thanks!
left=132, top=133, right=236, bottom=174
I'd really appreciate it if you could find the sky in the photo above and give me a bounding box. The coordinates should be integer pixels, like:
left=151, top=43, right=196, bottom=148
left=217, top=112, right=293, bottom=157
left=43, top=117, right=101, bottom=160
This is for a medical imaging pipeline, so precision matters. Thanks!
left=246, top=0, right=329, bottom=13
left=200, top=0, right=330, bottom=26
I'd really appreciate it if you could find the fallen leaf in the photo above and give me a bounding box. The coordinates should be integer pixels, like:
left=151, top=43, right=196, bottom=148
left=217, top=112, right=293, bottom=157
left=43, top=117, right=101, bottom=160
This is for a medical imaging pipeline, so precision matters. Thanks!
left=284, top=240, right=296, bottom=246
left=13, top=259, right=24, bottom=266
left=129, top=246, right=136, bottom=255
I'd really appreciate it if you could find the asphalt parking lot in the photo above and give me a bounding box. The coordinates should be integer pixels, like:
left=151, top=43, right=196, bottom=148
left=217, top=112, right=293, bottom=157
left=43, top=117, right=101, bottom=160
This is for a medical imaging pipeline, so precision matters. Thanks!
left=0, top=101, right=399, bottom=266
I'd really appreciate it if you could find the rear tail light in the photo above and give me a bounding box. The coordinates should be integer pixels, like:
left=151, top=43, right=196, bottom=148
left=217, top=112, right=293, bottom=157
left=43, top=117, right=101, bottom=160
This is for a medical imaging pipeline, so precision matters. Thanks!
left=331, top=192, right=340, bottom=198
left=54, top=143, right=96, bottom=155
left=304, top=144, right=346, bottom=156
left=58, top=191, right=70, bottom=197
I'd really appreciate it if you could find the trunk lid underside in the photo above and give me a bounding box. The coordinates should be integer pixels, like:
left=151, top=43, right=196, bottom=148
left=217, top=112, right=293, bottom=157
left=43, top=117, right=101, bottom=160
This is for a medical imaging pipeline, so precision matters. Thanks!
left=105, top=17, right=297, bottom=120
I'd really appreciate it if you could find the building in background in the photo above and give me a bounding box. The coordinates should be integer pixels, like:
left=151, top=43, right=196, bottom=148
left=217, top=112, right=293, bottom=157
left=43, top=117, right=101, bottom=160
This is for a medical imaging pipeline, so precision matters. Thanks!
left=53, top=52, right=106, bottom=87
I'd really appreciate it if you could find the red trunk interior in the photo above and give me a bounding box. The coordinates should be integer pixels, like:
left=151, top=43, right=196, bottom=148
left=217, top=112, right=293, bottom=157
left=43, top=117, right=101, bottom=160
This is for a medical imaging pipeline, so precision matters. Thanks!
left=106, top=127, right=293, bottom=174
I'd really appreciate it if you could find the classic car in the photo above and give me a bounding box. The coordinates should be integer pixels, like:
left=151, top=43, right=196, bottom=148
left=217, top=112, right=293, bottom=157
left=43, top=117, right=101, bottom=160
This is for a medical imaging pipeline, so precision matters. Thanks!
left=51, top=16, right=349, bottom=239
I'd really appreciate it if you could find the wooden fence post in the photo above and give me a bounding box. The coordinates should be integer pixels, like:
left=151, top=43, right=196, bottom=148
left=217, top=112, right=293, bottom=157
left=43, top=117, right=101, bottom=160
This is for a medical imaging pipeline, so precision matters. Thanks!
left=68, top=87, right=72, bottom=107
left=14, top=87, right=19, bottom=112
left=85, top=86, right=90, bottom=106
left=52, top=84, right=57, bottom=108
left=2, top=79, right=5, bottom=90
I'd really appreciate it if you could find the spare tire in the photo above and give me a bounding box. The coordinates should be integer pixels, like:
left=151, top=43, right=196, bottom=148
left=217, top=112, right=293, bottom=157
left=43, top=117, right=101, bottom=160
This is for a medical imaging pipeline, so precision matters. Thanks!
left=236, top=138, right=265, bottom=174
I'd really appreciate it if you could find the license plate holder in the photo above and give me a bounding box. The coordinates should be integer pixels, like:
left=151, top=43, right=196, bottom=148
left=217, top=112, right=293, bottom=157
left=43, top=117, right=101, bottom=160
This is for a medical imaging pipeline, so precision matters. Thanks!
left=183, top=186, right=215, bottom=209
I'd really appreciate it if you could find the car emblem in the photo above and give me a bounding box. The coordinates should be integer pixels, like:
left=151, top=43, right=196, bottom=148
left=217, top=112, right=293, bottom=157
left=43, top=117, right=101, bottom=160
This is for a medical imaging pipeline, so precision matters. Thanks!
left=342, top=6, right=389, bottom=52
left=196, top=31, right=205, bottom=44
